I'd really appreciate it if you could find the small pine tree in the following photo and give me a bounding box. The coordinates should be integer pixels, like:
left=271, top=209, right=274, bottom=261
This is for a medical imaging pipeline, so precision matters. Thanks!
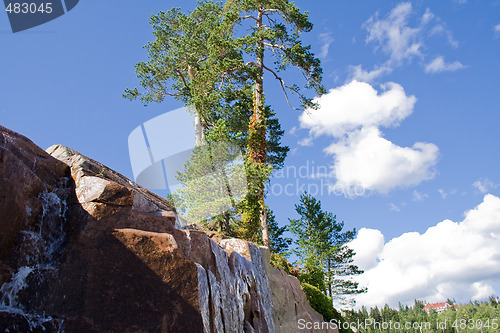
left=288, top=192, right=366, bottom=305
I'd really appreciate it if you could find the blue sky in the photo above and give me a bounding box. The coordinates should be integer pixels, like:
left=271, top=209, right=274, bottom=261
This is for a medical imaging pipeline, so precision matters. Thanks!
left=2, top=1, right=500, bottom=309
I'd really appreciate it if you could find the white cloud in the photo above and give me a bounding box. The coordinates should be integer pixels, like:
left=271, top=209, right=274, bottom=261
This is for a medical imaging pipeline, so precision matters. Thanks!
left=299, top=81, right=438, bottom=196
left=389, top=203, right=401, bottom=212
left=364, top=2, right=423, bottom=63
left=349, top=64, right=393, bottom=82
left=413, top=190, right=429, bottom=201
left=299, top=81, right=416, bottom=138
left=495, top=24, right=500, bottom=38
left=430, top=25, right=459, bottom=48
left=349, top=229, right=385, bottom=271
left=438, top=188, right=457, bottom=199
left=318, top=32, right=334, bottom=59
left=473, top=178, right=499, bottom=194
left=425, top=56, right=466, bottom=73
left=297, top=136, right=313, bottom=147
left=352, top=3, right=462, bottom=81
left=326, top=127, right=438, bottom=195
left=421, top=8, right=434, bottom=26
left=350, top=194, right=500, bottom=308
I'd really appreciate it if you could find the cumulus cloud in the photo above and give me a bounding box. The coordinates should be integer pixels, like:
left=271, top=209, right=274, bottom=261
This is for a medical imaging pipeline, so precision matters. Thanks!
left=318, top=32, right=334, bottom=59
left=473, top=178, right=499, bottom=194
left=349, top=229, right=385, bottom=271
left=349, top=194, right=500, bottom=308
left=425, top=56, right=466, bottom=73
left=300, top=81, right=416, bottom=137
left=325, top=127, right=438, bottom=194
left=351, top=2, right=463, bottom=81
left=299, top=81, right=438, bottom=196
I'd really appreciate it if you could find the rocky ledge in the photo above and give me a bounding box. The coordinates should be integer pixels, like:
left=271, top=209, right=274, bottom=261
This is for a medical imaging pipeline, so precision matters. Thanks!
left=0, top=125, right=335, bottom=333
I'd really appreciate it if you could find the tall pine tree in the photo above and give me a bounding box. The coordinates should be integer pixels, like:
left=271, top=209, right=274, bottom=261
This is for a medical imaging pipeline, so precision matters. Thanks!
left=222, top=0, right=325, bottom=246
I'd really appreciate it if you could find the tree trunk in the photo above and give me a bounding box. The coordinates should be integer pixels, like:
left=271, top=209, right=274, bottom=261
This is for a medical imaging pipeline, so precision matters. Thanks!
left=327, top=259, right=332, bottom=298
left=194, top=113, right=204, bottom=146
left=253, top=8, right=269, bottom=247
left=221, top=211, right=230, bottom=235
left=187, top=65, right=204, bottom=145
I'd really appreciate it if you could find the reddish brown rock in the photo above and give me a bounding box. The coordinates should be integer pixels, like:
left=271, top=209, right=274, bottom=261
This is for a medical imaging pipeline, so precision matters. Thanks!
left=0, top=126, right=333, bottom=333
left=46, top=144, right=173, bottom=217
left=0, top=126, right=68, bottom=259
left=261, top=249, right=338, bottom=333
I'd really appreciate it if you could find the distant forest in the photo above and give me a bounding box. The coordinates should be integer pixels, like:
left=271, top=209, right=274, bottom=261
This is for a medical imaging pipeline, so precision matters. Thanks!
left=341, top=297, right=500, bottom=333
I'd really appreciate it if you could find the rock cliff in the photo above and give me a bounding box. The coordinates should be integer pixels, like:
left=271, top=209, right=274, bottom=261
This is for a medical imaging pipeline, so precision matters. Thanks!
left=0, top=125, right=336, bottom=332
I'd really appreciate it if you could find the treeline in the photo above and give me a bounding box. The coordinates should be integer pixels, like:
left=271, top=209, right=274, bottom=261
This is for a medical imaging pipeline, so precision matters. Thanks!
left=343, top=298, right=500, bottom=333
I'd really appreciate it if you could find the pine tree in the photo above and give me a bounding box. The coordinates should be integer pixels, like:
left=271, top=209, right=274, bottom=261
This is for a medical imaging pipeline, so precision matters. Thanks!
left=267, top=207, right=292, bottom=255
left=288, top=192, right=366, bottom=304
left=171, top=119, right=247, bottom=233
left=222, top=0, right=325, bottom=246
left=124, top=1, right=289, bottom=237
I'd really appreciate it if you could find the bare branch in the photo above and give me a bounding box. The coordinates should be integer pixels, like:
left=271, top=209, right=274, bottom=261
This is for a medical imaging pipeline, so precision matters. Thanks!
left=262, top=8, right=280, bottom=13
left=240, top=15, right=258, bottom=22
left=161, top=89, right=182, bottom=97
left=262, top=12, right=277, bottom=26
left=263, top=42, right=286, bottom=52
left=161, top=87, right=182, bottom=97
left=262, top=64, right=300, bottom=110
left=176, top=69, right=189, bottom=88
left=217, top=73, right=226, bottom=93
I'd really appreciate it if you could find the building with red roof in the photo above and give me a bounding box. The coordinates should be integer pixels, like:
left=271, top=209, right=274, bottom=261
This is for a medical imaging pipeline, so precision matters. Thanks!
left=423, top=302, right=455, bottom=314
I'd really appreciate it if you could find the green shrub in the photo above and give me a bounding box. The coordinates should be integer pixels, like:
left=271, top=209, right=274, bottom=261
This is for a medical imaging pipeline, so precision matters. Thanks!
left=269, top=253, right=292, bottom=275
left=301, top=282, right=336, bottom=321
left=301, top=282, right=352, bottom=333
left=297, top=265, right=326, bottom=293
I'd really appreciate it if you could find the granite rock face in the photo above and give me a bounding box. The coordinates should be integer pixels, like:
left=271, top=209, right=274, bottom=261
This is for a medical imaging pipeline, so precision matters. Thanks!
left=0, top=125, right=335, bottom=332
